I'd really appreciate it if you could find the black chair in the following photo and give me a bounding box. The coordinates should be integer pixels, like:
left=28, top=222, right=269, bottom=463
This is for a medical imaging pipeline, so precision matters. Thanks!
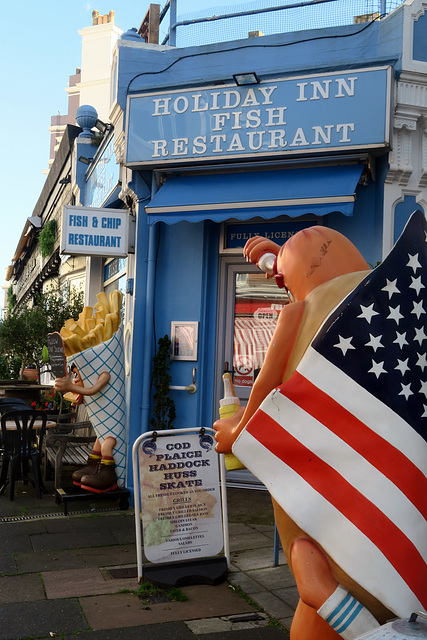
left=0, top=410, right=47, bottom=500
left=0, top=398, right=29, bottom=415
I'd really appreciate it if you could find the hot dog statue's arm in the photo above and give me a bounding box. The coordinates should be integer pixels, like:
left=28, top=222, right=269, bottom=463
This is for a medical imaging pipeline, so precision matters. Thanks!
left=214, top=301, right=305, bottom=453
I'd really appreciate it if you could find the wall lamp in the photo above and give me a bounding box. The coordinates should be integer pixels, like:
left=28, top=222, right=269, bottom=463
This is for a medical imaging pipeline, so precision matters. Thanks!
left=27, top=216, right=42, bottom=228
left=233, top=72, right=260, bottom=86
left=95, top=118, right=113, bottom=134
left=78, top=156, right=93, bottom=165
left=59, top=176, right=71, bottom=185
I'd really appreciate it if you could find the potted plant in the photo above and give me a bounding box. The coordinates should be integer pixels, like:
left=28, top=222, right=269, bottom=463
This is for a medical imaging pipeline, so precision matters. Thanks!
left=0, top=281, right=84, bottom=380
left=38, top=220, right=57, bottom=258
left=150, top=335, right=176, bottom=431
left=31, top=388, right=71, bottom=417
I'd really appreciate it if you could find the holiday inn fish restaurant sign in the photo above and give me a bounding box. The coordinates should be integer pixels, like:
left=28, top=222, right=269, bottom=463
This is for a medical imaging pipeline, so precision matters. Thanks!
left=125, top=67, right=392, bottom=165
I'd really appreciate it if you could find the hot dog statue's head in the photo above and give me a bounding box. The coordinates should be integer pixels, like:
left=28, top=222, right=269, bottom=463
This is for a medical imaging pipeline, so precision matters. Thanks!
left=275, top=226, right=370, bottom=302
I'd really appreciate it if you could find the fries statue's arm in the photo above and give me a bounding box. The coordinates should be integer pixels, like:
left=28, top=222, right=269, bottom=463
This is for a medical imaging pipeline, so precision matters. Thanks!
left=55, top=371, right=110, bottom=396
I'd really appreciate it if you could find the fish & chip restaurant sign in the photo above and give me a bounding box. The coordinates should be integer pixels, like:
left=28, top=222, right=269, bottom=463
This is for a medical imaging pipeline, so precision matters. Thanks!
left=61, top=205, right=130, bottom=257
left=125, top=66, right=392, bottom=165
left=132, top=428, right=229, bottom=586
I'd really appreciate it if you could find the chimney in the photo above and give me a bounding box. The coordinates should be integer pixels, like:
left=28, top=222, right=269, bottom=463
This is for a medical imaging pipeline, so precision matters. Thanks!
left=92, top=9, right=115, bottom=25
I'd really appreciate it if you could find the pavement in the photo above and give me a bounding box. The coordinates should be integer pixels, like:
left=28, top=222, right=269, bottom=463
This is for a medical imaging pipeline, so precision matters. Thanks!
left=0, top=473, right=298, bottom=640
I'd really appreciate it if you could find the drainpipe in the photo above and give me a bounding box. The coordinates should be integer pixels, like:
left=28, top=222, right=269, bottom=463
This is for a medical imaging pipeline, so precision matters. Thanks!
left=169, top=0, right=177, bottom=46
left=140, top=176, right=159, bottom=434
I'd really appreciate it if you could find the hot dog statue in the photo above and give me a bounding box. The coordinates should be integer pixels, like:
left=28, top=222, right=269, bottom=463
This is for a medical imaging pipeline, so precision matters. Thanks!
left=214, top=212, right=427, bottom=639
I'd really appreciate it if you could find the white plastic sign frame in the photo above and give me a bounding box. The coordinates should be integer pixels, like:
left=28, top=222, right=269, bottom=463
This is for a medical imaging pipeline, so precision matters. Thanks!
left=132, top=427, right=230, bottom=582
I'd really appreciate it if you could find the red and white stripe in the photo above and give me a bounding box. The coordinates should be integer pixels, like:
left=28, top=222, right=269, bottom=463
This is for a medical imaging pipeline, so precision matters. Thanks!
left=233, top=346, right=427, bottom=618
left=234, top=316, right=276, bottom=370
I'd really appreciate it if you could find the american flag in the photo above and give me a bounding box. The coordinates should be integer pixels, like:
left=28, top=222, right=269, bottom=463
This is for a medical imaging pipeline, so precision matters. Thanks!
left=233, top=210, right=427, bottom=619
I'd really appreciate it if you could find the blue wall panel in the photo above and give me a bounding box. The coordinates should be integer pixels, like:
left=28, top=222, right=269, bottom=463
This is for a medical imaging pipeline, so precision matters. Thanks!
left=153, top=221, right=219, bottom=430
left=394, top=195, right=425, bottom=244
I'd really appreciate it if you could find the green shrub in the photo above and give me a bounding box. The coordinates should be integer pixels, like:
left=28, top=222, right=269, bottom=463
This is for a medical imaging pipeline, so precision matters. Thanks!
left=150, top=335, right=176, bottom=430
left=38, top=220, right=57, bottom=258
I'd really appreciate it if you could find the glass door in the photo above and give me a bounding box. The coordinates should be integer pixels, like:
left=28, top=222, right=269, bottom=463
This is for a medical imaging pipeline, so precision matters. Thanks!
left=215, top=256, right=289, bottom=413
left=215, top=256, right=289, bottom=488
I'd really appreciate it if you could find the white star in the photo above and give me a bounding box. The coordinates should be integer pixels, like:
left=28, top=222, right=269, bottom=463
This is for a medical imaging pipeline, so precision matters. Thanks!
left=387, top=305, right=404, bottom=325
left=414, top=326, right=427, bottom=345
left=358, top=303, right=379, bottom=324
left=395, top=358, right=410, bottom=375
left=399, top=383, right=413, bottom=400
left=422, top=405, right=427, bottom=418
left=407, top=253, right=421, bottom=273
left=409, top=276, right=425, bottom=296
left=365, top=334, right=384, bottom=352
left=381, top=279, right=400, bottom=299
left=416, top=352, right=427, bottom=371
left=394, top=331, right=408, bottom=349
left=334, top=335, right=355, bottom=355
left=411, top=300, right=426, bottom=320
left=419, top=380, right=427, bottom=398
left=368, top=360, right=387, bottom=378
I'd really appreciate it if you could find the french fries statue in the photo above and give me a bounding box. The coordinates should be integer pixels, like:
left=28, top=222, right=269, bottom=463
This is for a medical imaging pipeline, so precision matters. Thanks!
left=55, top=290, right=127, bottom=493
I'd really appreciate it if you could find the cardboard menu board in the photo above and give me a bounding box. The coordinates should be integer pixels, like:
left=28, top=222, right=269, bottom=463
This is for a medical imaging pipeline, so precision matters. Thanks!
left=138, top=431, right=224, bottom=564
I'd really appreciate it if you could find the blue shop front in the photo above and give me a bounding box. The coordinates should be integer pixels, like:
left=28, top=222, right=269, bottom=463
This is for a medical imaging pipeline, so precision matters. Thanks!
left=117, top=2, right=427, bottom=487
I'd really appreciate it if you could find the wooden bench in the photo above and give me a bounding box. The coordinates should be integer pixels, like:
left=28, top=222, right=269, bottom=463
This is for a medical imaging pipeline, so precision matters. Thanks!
left=45, top=405, right=96, bottom=489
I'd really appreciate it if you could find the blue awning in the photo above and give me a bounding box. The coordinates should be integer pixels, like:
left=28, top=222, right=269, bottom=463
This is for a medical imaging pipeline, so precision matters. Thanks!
left=145, top=164, right=364, bottom=225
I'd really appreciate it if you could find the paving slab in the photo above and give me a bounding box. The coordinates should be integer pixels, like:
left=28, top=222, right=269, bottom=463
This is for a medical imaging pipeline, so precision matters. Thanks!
left=245, top=566, right=295, bottom=590
left=272, top=587, right=300, bottom=610
left=201, top=628, right=289, bottom=638
left=278, top=617, right=293, bottom=633
left=0, top=574, right=45, bottom=603
left=231, top=547, right=276, bottom=572
left=30, top=528, right=119, bottom=551
left=251, top=525, right=276, bottom=534
left=43, top=513, right=134, bottom=534
left=186, top=613, right=270, bottom=634
left=228, top=571, right=267, bottom=595
left=64, top=621, right=196, bottom=640
left=0, top=533, right=33, bottom=554
left=75, top=544, right=137, bottom=567
left=249, top=591, right=295, bottom=621
left=0, top=553, right=17, bottom=576
left=43, top=567, right=138, bottom=598
left=17, top=542, right=137, bottom=573
left=0, top=599, right=89, bottom=640
left=16, top=549, right=91, bottom=573
left=79, top=582, right=255, bottom=630
left=0, top=519, right=48, bottom=537
left=229, top=532, right=273, bottom=552
left=228, top=523, right=259, bottom=536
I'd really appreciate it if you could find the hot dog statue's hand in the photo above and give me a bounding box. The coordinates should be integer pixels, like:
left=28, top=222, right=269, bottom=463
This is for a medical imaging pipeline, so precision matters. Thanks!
left=55, top=371, right=110, bottom=396
left=213, top=405, right=245, bottom=454
left=244, top=236, right=281, bottom=272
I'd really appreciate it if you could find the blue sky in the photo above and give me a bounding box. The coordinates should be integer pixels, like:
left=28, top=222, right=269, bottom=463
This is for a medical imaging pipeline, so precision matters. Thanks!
left=0, top=0, right=236, bottom=286
left=1, top=0, right=397, bottom=288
